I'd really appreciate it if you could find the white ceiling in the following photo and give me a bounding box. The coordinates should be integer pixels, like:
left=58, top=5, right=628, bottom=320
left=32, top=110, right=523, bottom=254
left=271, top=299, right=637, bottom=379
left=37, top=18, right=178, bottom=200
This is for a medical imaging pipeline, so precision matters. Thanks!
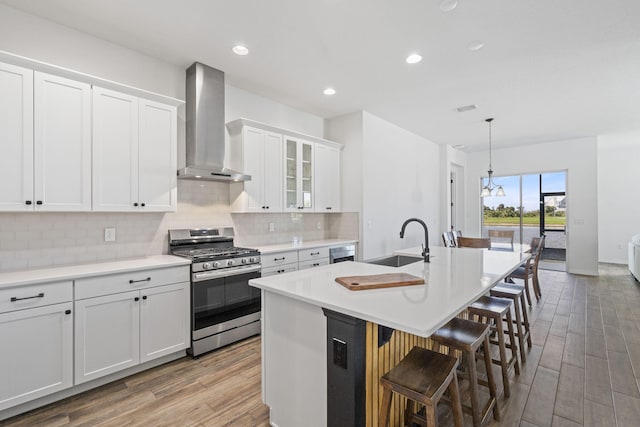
left=3, top=0, right=640, bottom=150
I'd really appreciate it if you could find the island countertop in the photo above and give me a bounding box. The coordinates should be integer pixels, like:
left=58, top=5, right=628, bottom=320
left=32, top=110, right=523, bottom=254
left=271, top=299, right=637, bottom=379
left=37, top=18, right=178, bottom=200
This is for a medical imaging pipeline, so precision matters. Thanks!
left=250, top=245, right=529, bottom=337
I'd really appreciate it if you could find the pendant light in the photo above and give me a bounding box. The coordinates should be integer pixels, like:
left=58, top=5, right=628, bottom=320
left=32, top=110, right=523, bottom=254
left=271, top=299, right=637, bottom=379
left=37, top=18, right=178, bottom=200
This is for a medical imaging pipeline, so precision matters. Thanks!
left=481, top=118, right=505, bottom=197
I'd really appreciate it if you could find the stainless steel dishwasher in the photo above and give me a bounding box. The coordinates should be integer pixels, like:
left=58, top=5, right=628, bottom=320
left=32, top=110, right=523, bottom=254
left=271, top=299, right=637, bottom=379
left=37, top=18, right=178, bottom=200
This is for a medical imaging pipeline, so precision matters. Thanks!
left=329, top=244, right=356, bottom=263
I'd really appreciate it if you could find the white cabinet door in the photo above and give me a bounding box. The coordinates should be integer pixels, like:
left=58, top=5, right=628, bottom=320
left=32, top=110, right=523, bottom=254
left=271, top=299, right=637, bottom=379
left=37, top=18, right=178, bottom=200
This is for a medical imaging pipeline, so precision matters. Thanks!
left=240, top=126, right=266, bottom=212
left=0, top=62, right=33, bottom=212
left=92, top=86, right=139, bottom=211
left=74, top=291, right=140, bottom=384
left=230, top=127, right=283, bottom=213
left=138, top=99, right=177, bottom=212
left=0, top=302, right=73, bottom=410
left=139, top=282, right=189, bottom=363
left=284, top=137, right=314, bottom=211
left=263, top=131, right=283, bottom=211
left=314, top=144, right=341, bottom=212
left=34, top=72, right=91, bottom=211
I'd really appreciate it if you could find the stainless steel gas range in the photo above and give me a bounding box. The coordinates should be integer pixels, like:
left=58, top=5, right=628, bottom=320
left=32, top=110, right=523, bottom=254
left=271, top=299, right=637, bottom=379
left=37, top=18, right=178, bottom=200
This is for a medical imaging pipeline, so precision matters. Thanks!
left=169, top=227, right=261, bottom=356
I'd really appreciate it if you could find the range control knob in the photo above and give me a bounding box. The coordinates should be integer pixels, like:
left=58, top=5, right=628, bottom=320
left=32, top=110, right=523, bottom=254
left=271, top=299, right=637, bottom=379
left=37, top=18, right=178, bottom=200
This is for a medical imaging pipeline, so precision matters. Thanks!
left=227, top=259, right=235, bottom=266
left=241, top=258, right=248, bottom=264
left=249, top=257, right=257, bottom=263
left=213, top=261, right=220, bottom=268
left=202, top=262, right=212, bottom=270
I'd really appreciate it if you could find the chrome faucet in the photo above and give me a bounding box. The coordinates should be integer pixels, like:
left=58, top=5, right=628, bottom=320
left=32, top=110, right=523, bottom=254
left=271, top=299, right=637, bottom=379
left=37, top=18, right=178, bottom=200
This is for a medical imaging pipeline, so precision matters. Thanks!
left=399, top=218, right=430, bottom=263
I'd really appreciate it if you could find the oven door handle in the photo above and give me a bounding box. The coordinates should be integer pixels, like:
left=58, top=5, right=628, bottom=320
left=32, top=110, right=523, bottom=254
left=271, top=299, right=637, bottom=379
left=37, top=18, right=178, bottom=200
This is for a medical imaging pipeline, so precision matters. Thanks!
left=193, top=265, right=261, bottom=281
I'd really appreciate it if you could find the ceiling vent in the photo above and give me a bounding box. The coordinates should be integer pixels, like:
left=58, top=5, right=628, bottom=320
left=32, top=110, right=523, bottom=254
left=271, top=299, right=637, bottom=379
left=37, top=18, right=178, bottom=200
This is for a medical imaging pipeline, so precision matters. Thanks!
left=455, top=104, right=477, bottom=113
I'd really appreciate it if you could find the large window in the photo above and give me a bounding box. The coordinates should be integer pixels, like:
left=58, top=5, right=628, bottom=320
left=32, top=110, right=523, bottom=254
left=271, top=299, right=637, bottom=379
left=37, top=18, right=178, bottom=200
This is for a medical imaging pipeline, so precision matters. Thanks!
left=482, top=172, right=567, bottom=257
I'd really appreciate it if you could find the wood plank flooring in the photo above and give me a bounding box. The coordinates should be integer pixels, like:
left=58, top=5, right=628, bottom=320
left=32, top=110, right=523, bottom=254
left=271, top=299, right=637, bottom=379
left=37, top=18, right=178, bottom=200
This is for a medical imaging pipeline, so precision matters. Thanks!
left=2, top=263, right=639, bottom=427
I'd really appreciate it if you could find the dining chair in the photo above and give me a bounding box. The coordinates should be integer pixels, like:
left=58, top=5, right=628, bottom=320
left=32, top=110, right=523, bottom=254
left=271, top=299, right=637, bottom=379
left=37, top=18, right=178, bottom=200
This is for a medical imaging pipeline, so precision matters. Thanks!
left=456, top=237, right=491, bottom=249
left=488, top=229, right=514, bottom=250
left=442, top=231, right=456, bottom=247
left=506, top=235, right=545, bottom=305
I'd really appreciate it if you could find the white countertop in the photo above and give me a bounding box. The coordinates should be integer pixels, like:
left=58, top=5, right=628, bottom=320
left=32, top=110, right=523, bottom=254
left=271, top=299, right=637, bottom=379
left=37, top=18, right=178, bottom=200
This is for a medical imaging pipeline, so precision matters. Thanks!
left=253, top=239, right=358, bottom=255
left=250, top=246, right=529, bottom=337
left=0, top=255, right=191, bottom=289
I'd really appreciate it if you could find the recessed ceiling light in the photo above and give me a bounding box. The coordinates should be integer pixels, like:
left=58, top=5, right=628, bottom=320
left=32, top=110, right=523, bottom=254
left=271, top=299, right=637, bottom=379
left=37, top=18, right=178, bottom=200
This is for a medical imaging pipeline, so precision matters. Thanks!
left=406, top=53, right=422, bottom=64
left=440, top=0, right=458, bottom=12
left=232, top=45, right=249, bottom=56
left=467, top=41, right=485, bottom=51
left=323, top=88, right=336, bottom=96
left=456, top=104, right=478, bottom=113
left=453, top=144, right=466, bottom=149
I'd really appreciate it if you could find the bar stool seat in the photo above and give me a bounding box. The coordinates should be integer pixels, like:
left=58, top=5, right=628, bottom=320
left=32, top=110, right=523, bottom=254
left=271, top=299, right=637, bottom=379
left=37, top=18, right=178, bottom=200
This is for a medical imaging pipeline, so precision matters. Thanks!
left=379, top=346, right=464, bottom=427
left=468, top=296, right=520, bottom=398
left=432, top=318, right=500, bottom=427
left=490, top=283, right=532, bottom=364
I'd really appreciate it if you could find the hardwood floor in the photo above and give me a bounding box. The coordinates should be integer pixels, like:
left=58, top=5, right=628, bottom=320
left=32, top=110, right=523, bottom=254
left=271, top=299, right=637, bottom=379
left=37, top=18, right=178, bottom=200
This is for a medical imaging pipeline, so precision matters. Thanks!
left=2, top=264, right=639, bottom=427
left=0, top=337, right=269, bottom=427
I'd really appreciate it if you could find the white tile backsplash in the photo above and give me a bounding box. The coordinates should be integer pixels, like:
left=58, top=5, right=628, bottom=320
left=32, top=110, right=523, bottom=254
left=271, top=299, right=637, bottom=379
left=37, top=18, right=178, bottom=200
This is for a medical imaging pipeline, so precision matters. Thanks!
left=0, top=180, right=359, bottom=272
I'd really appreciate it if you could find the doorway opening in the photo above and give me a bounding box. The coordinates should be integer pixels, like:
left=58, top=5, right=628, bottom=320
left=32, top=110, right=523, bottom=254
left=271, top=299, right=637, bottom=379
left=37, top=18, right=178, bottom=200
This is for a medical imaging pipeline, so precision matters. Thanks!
left=481, top=171, right=567, bottom=271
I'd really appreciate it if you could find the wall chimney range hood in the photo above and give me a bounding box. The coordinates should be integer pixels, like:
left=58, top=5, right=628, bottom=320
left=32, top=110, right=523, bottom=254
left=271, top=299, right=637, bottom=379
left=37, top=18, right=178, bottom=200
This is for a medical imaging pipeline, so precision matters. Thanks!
left=178, top=62, right=251, bottom=182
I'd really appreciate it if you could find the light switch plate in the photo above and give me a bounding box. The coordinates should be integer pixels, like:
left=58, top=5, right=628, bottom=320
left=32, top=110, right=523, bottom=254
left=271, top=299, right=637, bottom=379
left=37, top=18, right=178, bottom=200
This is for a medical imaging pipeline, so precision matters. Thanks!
left=269, top=223, right=275, bottom=232
left=104, top=227, right=116, bottom=242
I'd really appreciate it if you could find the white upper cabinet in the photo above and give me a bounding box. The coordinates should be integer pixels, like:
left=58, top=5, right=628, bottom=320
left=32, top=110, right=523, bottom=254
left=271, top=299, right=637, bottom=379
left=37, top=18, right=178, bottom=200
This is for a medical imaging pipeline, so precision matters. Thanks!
left=0, top=53, right=182, bottom=213
left=284, top=136, right=314, bottom=212
left=229, top=125, right=283, bottom=213
left=138, top=99, right=177, bottom=212
left=227, top=118, right=342, bottom=214
left=92, top=87, right=177, bottom=212
left=0, top=62, right=33, bottom=212
left=34, top=72, right=92, bottom=211
left=314, top=143, right=341, bottom=212
left=92, top=87, right=139, bottom=211
left=0, top=66, right=92, bottom=212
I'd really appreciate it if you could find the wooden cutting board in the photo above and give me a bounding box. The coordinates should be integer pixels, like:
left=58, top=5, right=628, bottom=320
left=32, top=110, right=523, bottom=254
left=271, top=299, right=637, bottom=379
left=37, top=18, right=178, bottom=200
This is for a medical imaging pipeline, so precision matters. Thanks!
left=335, top=273, right=425, bottom=290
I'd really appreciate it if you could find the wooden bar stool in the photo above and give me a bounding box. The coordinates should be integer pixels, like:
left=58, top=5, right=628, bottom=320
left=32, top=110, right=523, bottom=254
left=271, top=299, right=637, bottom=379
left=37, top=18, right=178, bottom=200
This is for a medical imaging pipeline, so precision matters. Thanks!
left=432, top=318, right=500, bottom=427
left=491, top=283, right=532, bottom=364
left=468, top=296, right=520, bottom=398
left=379, top=346, right=464, bottom=427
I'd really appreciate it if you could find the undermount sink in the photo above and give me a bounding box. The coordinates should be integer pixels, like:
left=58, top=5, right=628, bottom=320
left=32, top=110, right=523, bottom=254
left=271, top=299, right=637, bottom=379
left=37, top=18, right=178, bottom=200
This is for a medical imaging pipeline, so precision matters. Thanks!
left=365, top=255, right=424, bottom=267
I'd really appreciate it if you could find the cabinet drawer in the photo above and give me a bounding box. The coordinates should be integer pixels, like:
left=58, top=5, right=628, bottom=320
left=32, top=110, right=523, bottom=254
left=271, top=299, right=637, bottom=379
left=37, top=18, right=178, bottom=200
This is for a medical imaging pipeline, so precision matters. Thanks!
left=261, top=251, right=298, bottom=269
left=75, top=266, right=189, bottom=300
left=298, top=247, right=329, bottom=262
left=261, top=264, right=298, bottom=277
left=299, top=258, right=329, bottom=270
left=0, top=281, right=72, bottom=314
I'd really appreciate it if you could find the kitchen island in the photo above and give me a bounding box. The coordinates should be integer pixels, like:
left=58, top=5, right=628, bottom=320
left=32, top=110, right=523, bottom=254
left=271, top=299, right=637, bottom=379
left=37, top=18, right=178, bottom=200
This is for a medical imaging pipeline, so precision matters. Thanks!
left=249, top=245, right=529, bottom=427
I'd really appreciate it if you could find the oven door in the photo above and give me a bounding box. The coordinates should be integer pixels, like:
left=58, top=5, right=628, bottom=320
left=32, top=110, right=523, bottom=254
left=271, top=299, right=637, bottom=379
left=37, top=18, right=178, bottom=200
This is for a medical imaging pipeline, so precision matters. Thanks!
left=191, top=265, right=261, bottom=338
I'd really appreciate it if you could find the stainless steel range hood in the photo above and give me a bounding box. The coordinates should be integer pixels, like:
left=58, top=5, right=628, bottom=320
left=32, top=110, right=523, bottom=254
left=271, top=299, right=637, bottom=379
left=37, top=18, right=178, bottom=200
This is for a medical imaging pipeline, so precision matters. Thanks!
left=178, top=62, right=251, bottom=182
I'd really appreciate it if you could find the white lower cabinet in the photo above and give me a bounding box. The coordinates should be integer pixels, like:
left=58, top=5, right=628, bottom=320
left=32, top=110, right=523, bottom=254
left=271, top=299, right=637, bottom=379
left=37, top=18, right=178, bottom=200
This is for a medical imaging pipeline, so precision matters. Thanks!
left=74, top=291, right=140, bottom=384
left=74, top=270, right=189, bottom=385
left=139, top=283, right=189, bottom=363
left=0, top=302, right=73, bottom=411
left=261, top=247, right=331, bottom=275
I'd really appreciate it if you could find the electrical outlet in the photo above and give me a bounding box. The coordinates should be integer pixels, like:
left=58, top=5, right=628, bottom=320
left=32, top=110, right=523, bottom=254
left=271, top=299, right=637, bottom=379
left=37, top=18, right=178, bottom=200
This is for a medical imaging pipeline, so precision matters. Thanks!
left=104, top=227, right=116, bottom=242
left=317, top=221, right=322, bottom=230
left=269, top=223, right=275, bottom=232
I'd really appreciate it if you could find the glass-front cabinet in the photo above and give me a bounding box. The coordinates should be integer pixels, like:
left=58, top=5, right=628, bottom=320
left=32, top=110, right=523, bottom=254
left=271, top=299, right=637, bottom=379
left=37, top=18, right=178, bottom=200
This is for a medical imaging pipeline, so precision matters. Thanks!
left=284, top=136, right=313, bottom=211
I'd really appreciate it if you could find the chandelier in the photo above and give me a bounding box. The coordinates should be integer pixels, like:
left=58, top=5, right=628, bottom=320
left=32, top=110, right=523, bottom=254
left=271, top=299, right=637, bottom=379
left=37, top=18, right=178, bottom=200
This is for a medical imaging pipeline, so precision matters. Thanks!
left=481, top=118, right=505, bottom=197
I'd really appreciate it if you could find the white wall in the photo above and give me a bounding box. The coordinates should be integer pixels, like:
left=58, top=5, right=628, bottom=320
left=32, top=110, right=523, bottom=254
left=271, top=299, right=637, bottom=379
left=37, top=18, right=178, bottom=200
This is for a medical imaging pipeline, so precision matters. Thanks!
left=360, top=112, right=440, bottom=260
left=597, top=130, right=640, bottom=264
left=466, top=137, right=598, bottom=275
